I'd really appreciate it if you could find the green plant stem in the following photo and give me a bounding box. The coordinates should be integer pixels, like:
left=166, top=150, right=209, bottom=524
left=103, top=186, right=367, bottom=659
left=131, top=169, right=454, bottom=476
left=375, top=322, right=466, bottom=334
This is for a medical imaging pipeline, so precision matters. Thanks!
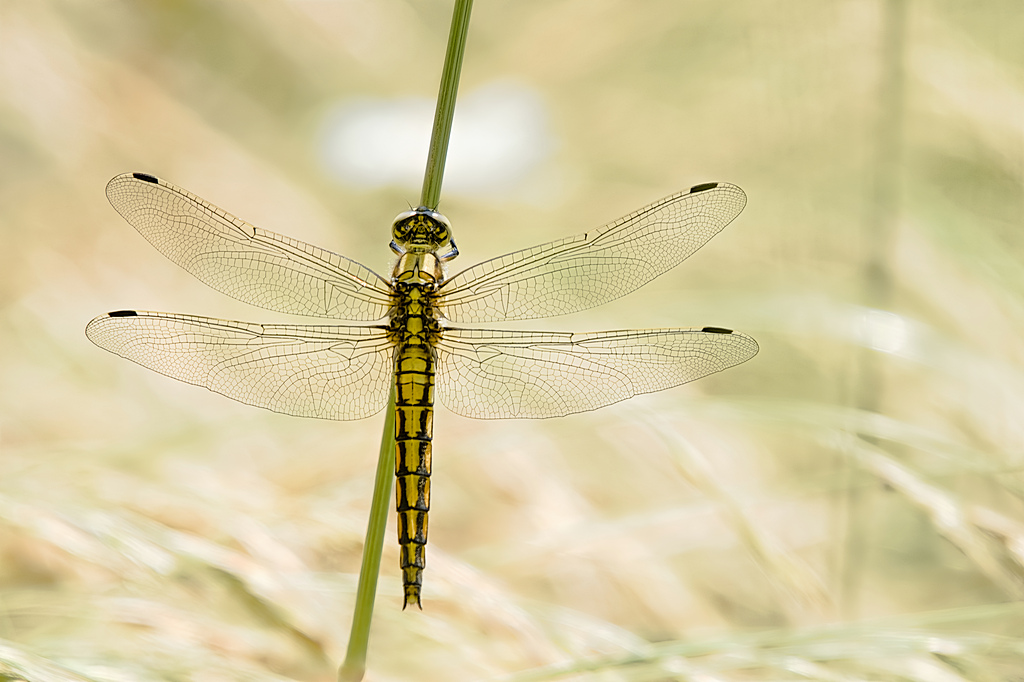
left=339, top=386, right=395, bottom=682
left=421, top=0, right=475, bottom=209
left=339, top=2, right=474, bottom=680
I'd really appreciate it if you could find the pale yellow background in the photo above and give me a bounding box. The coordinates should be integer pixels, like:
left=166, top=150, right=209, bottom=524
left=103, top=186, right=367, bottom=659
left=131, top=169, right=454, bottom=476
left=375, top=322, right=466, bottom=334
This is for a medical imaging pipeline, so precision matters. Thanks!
left=1, top=1, right=1023, bottom=680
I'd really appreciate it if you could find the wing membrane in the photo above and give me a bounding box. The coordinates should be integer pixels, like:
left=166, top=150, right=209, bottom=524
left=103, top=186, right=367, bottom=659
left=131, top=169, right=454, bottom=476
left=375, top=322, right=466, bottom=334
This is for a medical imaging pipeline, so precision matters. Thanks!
left=105, top=173, right=393, bottom=320
left=436, top=325, right=758, bottom=419
left=438, top=183, right=746, bottom=323
left=86, top=311, right=393, bottom=420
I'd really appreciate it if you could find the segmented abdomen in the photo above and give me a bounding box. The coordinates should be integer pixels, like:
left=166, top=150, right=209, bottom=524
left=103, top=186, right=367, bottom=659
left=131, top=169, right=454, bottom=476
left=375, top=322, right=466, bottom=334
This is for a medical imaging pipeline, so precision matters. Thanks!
left=394, top=340, right=434, bottom=609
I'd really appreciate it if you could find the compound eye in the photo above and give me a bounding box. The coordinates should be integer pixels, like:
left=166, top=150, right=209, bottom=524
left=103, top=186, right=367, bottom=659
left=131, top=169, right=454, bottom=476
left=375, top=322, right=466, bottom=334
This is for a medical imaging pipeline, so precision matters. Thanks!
left=391, top=210, right=419, bottom=238
left=429, top=211, right=452, bottom=232
left=422, top=210, right=451, bottom=242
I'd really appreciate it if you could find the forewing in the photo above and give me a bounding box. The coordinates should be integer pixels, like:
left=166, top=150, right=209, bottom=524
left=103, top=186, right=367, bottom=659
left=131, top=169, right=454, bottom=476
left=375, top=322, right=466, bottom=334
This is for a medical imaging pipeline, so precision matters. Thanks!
left=436, top=326, right=758, bottom=419
left=106, top=173, right=393, bottom=320
left=438, top=183, right=746, bottom=323
left=86, top=311, right=394, bottom=420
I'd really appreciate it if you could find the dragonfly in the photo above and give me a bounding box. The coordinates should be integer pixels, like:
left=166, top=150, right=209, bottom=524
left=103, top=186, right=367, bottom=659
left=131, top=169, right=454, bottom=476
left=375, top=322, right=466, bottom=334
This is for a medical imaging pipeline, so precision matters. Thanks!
left=86, top=172, right=758, bottom=609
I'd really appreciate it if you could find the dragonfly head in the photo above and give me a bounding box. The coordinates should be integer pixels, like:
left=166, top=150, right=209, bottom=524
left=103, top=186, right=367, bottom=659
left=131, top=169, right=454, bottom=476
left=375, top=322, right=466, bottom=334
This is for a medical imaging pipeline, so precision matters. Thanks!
left=392, top=208, right=453, bottom=253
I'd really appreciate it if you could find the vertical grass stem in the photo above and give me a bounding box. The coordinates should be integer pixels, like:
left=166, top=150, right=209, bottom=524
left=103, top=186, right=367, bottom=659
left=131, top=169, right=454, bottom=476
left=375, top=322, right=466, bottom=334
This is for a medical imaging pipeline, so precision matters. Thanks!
left=421, top=0, right=475, bottom=210
left=840, top=0, right=907, bottom=617
left=339, top=386, right=396, bottom=682
left=340, top=1, right=474, bottom=679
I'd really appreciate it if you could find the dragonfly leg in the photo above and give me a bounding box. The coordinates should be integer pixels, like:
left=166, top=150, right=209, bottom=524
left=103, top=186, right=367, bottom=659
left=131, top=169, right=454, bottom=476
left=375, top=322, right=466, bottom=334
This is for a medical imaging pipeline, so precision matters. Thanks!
left=437, top=237, right=459, bottom=262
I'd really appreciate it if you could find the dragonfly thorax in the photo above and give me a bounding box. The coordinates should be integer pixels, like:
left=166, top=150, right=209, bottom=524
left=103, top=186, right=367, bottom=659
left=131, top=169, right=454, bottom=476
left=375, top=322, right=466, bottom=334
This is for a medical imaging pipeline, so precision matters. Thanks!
left=392, top=252, right=444, bottom=286
left=391, top=208, right=453, bottom=253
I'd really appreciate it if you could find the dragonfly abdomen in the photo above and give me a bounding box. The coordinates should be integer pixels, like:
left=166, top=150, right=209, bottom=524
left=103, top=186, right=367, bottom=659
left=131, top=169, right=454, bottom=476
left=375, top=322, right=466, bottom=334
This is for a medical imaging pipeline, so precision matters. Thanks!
left=394, top=341, right=434, bottom=610
left=389, top=278, right=441, bottom=610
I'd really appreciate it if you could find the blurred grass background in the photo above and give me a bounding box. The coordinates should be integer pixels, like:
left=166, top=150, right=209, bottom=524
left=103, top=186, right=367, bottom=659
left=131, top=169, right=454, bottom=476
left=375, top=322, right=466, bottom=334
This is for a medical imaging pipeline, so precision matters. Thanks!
left=2, top=0, right=1024, bottom=680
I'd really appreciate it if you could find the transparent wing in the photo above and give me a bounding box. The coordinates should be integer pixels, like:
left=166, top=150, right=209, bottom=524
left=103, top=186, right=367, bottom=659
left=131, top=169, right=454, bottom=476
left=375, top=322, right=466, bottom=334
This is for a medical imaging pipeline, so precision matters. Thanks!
left=86, top=311, right=394, bottom=420
left=437, top=183, right=746, bottom=323
left=436, top=325, right=758, bottom=419
left=106, top=173, right=393, bottom=321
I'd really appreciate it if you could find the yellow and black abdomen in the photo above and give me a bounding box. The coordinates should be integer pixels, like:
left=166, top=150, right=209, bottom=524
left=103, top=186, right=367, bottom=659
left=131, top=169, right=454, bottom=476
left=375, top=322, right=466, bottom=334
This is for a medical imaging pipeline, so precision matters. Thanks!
left=389, top=278, right=441, bottom=609
left=394, top=339, right=433, bottom=609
